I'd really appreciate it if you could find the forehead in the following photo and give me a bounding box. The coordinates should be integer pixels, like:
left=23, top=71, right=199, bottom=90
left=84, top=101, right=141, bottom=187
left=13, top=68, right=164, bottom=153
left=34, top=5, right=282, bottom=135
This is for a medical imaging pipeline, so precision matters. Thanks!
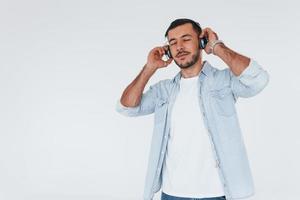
left=167, top=23, right=197, bottom=40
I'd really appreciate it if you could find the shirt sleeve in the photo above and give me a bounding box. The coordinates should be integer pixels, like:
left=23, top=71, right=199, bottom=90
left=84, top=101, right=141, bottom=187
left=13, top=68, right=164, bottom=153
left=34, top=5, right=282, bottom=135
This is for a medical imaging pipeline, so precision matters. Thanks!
left=230, top=58, right=269, bottom=99
left=115, top=83, right=158, bottom=117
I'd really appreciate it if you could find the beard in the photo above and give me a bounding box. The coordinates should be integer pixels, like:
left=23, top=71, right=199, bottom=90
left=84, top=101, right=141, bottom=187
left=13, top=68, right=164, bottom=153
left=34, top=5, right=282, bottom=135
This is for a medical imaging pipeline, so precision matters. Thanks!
left=174, top=49, right=200, bottom=69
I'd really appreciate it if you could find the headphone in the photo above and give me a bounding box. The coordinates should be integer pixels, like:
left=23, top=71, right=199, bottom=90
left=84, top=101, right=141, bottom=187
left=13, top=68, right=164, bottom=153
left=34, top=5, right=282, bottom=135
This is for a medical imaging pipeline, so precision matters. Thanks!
left=164, top=22, right=208, bottom=59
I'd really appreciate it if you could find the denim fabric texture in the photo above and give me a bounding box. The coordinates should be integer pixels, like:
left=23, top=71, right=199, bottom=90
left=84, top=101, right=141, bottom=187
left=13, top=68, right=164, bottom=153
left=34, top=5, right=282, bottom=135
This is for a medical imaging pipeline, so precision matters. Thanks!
left=116, top=59, right=269, bottom=200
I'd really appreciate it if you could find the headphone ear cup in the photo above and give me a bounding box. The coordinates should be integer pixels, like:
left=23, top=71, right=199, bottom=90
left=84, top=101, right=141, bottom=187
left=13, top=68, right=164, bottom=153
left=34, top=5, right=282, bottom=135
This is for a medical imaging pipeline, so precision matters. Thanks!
left=166, top=45, right=173, bottom=59
left=199, top=37, right=208, bottom=49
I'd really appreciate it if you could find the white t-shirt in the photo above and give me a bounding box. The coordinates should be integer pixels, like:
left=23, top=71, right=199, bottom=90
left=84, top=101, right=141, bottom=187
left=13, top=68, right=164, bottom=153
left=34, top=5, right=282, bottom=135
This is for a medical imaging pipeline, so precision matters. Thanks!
left=162, top=74, right=225, bottom=198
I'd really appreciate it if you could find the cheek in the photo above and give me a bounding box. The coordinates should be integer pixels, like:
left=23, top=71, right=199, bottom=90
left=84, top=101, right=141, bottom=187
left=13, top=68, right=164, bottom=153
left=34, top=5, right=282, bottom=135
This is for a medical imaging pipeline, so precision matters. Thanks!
left=186, top=43, right=198, bottom=52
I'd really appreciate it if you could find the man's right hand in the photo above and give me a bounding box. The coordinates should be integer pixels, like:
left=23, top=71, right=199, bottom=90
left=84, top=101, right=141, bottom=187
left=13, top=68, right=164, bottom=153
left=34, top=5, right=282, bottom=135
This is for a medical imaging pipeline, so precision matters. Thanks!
left=119, top=46, right=173, bottom=108
left=145, top=46, right=173, bottom=70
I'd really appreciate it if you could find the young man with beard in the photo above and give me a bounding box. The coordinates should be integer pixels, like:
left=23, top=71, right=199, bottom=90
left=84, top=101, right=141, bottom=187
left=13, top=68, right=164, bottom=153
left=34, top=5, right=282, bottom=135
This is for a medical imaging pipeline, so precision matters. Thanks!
left=116, top=18, right=269, bottom=200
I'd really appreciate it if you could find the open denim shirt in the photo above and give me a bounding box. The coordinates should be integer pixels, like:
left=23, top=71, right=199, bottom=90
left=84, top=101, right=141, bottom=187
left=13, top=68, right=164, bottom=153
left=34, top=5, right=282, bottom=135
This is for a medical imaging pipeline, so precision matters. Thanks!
left=116, top=59, right=269, bottom=200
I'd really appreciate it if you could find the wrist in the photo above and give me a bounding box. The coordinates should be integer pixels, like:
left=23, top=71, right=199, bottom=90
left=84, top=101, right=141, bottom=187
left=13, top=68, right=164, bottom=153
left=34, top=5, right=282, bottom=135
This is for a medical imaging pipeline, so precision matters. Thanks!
left=209, top=40, right=224, bottom=55
left=144, top=64, right=157, bottom=73
left=212, top=42, right=226, bottom=56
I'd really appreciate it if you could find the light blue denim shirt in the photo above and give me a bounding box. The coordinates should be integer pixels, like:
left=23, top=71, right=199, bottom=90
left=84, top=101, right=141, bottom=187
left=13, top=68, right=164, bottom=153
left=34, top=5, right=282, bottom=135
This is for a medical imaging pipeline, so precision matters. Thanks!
left=116, top=59, right=269, bottom=200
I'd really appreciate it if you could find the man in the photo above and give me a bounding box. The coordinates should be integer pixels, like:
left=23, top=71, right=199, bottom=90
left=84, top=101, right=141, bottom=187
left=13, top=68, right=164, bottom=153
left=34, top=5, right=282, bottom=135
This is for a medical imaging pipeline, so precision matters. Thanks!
left=116, top=18, right=269, bottom=200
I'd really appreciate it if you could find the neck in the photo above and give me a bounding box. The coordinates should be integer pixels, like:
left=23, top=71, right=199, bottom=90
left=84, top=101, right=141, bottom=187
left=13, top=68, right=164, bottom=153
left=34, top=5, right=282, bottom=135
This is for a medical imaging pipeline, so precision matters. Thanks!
left=180, top=57, right=203, bottom=78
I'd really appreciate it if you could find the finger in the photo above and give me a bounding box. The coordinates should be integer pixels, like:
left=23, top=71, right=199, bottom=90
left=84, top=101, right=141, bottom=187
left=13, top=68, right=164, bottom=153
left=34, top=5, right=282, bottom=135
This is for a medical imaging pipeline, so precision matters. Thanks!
left=205, top=27, right=212, bottom=32
left=159, top=47, right=165, bottom=56
left=163, top=45, right=169, bottom=51
left=200, top=28, right=208, bottom=38
left=157, top=48, right=164, bottom=57
left=154, top=46, right=161, bottom=53
left=151, top=47, right=158, bottom=56
left=163, top=45, right=171, bottom=55
left=166, top=58, right=173, bottom=64
left=202, top=27, right=209, bottom=32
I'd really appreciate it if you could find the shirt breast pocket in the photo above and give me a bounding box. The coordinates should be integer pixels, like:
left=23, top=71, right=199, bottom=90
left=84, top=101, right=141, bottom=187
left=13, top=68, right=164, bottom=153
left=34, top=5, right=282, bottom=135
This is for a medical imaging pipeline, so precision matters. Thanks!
left=210, top=86, right=236, bottom=116
left=154, top=98, right=168, bottom=124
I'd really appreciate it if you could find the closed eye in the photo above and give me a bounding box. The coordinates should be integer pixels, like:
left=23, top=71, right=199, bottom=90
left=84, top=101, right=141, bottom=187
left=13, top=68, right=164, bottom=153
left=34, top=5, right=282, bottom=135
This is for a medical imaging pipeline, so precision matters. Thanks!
left=169, top=38, right=191, bottom=45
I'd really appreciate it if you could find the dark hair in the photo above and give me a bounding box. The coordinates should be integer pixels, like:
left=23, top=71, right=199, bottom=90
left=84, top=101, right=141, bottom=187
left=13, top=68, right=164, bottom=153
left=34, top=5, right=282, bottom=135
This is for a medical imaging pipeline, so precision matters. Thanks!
left=164, top=18, right=202, bottom=38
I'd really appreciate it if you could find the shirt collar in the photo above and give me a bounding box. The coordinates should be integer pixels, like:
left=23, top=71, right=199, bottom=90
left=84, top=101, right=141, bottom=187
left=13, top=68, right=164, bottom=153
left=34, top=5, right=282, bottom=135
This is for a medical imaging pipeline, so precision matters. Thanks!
left=172, top=60, right=213, bottom=84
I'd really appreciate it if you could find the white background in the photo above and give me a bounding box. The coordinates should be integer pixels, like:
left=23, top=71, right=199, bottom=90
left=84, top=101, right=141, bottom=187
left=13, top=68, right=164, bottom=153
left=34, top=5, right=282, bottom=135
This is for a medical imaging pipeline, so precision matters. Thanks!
left=0, top=0, right=299, bottom=200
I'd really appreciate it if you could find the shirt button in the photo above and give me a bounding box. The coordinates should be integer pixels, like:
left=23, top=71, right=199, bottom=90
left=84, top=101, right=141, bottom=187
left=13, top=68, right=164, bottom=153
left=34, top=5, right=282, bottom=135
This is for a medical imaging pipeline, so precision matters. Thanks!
left=215, top=160, right=220, bottom=168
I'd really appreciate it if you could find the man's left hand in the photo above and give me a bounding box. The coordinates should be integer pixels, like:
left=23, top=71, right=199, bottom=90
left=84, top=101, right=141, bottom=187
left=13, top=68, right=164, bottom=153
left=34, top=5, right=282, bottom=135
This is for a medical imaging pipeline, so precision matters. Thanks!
left=199, top=27, right=220, bottom=54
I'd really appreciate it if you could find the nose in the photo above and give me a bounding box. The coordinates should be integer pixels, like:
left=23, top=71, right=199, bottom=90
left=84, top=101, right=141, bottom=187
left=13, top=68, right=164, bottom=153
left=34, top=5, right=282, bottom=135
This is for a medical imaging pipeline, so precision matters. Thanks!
left=176, top=40, right=184, bottom=52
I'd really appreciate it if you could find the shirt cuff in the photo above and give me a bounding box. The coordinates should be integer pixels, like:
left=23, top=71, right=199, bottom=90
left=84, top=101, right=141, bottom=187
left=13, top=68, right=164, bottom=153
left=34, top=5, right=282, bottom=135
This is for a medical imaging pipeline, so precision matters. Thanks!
left=236, top=58, right=263, bottom=80
left=115, top=99, right=140, bottom=116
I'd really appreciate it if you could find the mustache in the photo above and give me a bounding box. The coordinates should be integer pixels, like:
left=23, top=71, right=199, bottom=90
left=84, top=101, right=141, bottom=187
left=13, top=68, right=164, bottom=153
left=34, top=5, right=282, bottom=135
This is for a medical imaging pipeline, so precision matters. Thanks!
left=176, top=51, right=190, bottom=57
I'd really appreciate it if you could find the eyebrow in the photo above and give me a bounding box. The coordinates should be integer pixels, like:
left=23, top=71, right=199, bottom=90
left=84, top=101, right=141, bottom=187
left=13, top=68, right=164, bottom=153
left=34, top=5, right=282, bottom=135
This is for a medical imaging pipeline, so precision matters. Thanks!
left=168, top=34, right=193, bottom=43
